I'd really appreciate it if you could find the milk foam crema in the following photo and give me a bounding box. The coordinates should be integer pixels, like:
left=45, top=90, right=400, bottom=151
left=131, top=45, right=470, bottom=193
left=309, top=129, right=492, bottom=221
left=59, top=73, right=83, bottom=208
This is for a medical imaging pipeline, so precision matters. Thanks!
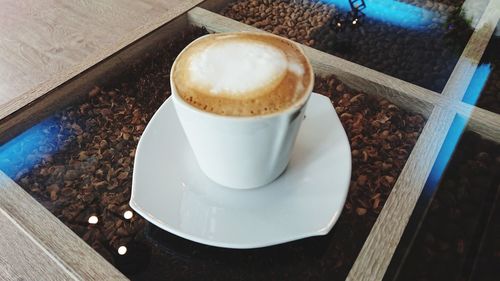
left=172, top=33, right=313, bottom=116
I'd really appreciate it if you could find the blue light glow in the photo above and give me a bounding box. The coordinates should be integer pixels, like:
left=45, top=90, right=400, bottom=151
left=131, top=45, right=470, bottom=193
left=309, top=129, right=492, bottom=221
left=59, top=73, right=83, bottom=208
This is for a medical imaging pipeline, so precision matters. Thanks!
left=462, top=63, right=492, bottom=105
left=421, top=56, right=492, bottom=197
left=321, top=0, right=440, bottom=29
left=0, top=117, right=69, bottom=179
left=424, top=115, right=467, bottom=192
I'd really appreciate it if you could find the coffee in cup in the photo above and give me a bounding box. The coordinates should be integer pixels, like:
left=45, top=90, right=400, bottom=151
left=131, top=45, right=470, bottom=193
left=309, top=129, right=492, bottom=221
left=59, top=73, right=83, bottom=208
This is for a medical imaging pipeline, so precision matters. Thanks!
left=172, top=33, right=312, bottom=116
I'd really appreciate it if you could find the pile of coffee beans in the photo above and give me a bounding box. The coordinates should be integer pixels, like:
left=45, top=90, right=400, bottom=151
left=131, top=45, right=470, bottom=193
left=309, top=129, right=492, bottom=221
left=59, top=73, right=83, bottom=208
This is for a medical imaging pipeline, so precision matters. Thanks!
left=222, top=0, right=470, bottom=92
left=315, top=76, right=425, bottom=221
left=222, top=0, right=335, bottom=46
left=16, top=26, right=208, bottom=265
left=398, top=132, right=500, bottom=281
left=15, top=27, right=425, bottom=279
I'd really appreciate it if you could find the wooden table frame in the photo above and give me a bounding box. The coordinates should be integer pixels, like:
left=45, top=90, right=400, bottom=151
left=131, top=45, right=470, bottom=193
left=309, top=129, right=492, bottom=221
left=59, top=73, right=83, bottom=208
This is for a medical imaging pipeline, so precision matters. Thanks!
left=1, top=0, right=499, bottom=280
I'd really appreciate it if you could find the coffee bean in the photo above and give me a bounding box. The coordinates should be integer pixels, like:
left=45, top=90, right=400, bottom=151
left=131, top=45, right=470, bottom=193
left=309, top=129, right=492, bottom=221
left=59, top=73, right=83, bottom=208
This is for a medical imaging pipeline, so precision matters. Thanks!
left=222, top=0, right=335, bottom=46
left=315, top=75, right=425, bottom=228
left=15, top=26, right=209, bottom=271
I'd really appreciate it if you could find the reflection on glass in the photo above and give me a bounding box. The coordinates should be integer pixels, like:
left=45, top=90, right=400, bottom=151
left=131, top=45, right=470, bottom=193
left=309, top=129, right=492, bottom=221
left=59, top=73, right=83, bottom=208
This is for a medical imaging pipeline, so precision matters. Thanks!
left=123, top=210, right=133, bottom=220
left=399, top=131, right=500, bottom=281
left=462, top=63, right=492, bottom=105
left=322, top=0, right=439, bottom=29
left=88, top=215, right=99, bottom=225
left=118, top=246, right=127, bottom=255
left=424, top=115, right=467, bottom=193
left=467, top=23, right=499, bottom=113
left=0, top=116, right=71, bottom=179
left=461, top=0, right=491, bottom=27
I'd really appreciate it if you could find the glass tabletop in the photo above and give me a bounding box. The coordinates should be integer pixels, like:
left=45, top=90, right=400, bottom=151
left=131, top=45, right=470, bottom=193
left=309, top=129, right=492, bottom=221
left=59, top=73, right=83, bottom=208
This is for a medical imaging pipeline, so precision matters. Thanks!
left=0, top=1, right=498, bottom=280
left=463, top=22, right=500, bottom=113
left=386, top=23, right=500, bottom=281
left=0, top=24, right=428, bottom=280
left=393, top=130, right=500, bottom=281
left=220, top=0, right=490, bottom=92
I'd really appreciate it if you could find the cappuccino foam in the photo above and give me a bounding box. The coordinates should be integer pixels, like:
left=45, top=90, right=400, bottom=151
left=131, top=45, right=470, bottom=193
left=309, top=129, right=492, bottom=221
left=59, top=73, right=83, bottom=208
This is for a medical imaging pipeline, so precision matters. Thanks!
left=172, top=33, right=313, bottom=116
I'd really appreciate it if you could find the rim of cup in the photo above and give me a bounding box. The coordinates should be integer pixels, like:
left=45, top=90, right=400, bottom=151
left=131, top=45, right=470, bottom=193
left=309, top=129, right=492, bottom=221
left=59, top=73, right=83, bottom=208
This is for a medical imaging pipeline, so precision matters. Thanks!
left=170, top=31, right=314, bottom=121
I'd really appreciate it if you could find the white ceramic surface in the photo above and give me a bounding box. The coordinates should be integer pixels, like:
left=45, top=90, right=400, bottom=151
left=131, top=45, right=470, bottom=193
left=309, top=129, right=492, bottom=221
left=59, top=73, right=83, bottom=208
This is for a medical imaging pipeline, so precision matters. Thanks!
left=170, top=33, right=314, bottom=189
left=130, top=93, right=351, bottom=249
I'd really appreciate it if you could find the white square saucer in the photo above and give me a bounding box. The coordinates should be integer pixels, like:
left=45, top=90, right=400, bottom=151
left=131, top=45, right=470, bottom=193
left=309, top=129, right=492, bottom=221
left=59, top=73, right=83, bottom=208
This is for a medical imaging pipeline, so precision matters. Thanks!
left=130, top=93, right=351, bottom=249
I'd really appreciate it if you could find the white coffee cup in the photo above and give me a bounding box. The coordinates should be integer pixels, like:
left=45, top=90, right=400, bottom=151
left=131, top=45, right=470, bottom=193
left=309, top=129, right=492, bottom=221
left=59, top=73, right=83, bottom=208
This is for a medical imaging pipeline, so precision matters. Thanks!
left=171, top=33, right=314, bottom=189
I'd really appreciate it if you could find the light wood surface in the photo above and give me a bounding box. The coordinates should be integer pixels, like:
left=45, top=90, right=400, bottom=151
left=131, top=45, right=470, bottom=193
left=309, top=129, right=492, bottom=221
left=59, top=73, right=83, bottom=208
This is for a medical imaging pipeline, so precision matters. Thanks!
left=0, top=14, right=189, bottom=144
left=0, top=208, right=77, bottom=281
left=0, top=172, right=127, bottom=280
left=0, top=0, right=204, bottom=122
